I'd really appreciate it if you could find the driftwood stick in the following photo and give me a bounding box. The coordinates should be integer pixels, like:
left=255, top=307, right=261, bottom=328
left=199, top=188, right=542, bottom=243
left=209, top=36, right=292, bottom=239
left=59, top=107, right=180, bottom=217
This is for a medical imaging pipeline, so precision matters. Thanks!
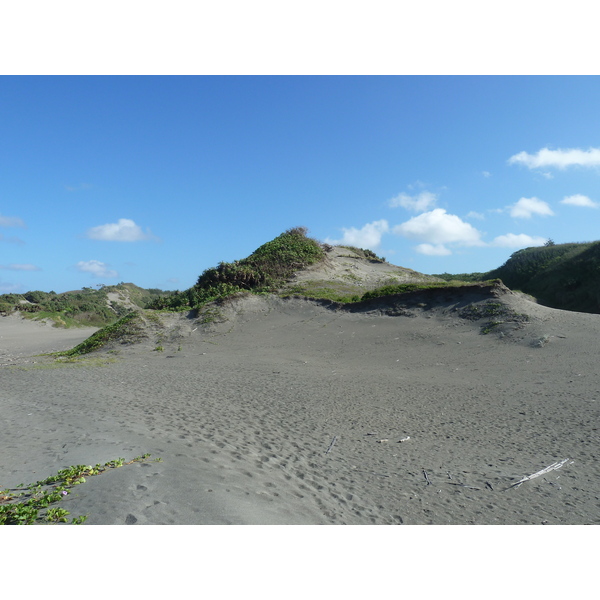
left=423, top=469, right=432, bottom=485
left=446, top=482, right=481, bottom=490
left=325, top=436, right=337, bottom=454
left=507, top=458, right=570, bottom=490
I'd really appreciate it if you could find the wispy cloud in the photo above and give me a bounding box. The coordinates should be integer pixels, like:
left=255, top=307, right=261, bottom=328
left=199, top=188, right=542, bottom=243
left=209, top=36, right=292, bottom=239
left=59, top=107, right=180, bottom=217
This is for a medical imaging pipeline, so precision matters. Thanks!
left=482, top=171, right=491, bottom=178
left=560, top=194, right=599, bottom=209
left=388, top=190, right=438, bottom=213
left=325, top=219, right=389, bottom=249
left=466, top=211, right=485, bottom=220
left=76, top=260, right=118, bottom=278
left=491, top=233, right=547, bottom=248
left=393, top=208, right=484, bottom=256
left=508, top=147, right=600, bottom=170
left=0, top=281, right=22, bottom=293
left=86, top=218, right=158, bottom=242
left=0, top=264, right=41, bottom=271
left=65, top=183, right=92, bottom=192
left=0, top=234, right=25, bottom=245
left=509, top=197, right=554, bottom=219
left=415, top=243, right=452, bottom=256
left=0, top=213, right=25, bottom=228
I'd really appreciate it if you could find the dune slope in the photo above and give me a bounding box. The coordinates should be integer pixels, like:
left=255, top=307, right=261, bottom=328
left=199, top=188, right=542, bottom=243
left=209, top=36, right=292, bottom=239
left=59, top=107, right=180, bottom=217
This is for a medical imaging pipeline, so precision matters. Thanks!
left=2, top=283, right=600, bottom=525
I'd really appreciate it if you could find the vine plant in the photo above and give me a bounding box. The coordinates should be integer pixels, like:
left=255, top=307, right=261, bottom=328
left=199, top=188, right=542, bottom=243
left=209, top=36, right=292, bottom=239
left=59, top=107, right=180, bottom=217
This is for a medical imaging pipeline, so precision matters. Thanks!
left=0, top=453, right=160, bottom=525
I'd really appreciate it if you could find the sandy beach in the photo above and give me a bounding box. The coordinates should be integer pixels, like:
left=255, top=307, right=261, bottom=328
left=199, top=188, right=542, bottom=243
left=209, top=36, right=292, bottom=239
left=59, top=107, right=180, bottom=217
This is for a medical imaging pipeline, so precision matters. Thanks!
left=2, top=288, right=600, bottom=525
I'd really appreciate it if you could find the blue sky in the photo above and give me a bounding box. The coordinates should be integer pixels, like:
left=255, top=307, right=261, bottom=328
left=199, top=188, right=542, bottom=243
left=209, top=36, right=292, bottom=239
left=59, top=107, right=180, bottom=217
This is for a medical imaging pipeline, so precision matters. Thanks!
left=2, top=75, right=600, bottom=294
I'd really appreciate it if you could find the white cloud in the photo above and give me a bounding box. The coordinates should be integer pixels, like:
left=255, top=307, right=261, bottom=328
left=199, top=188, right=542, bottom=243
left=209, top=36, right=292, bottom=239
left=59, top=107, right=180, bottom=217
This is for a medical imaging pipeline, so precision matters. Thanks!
left=0, top=214, right=25, bottom=228
left=509, top=197, right=554, bottom=218
left=0, top=264, right=41, bottom=271
left=86, top=218, right=157, bottom=242
left=76, top=260, right=118, bottom=278
left=561, top=194, right=599, bottom=208
left=325, top=219, right=389, bottom=249
left=491, top=233, right=547, bottom=248
left=466, top=211, right=484, bottom=220
left=388, top=190, right=438, bottom=212
left=482, top=171, right=491, bottom=178
left=415, top=243, right=452, bottom=256
left=508, top=147, right=600, bottom=170
left=393, top=209, right=484, bottom=250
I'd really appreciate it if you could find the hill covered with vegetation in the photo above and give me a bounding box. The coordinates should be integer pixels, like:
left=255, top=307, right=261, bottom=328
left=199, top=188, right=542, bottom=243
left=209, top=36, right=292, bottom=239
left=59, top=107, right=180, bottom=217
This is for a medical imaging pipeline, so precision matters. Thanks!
left=9, top=231, right=598, bottom=344
left=146, top=227, right=461, bottom=311
left=435, top=241, right=600, bottom=314
left=147, top=227, right=327, bottom=310
left=0, top=283, right=168, bottom=327
left=44, top=228, right=510, bottom=356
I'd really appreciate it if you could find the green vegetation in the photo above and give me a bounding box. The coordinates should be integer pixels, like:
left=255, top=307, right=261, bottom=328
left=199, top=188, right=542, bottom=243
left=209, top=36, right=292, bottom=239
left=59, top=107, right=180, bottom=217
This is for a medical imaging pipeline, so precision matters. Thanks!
left=361, top=280, right=493, bottom=301
left=458, top=300, right=529, bottom=334
left=339, top=246, right=386, bottom=262
left=434, top=241, right=600, bottom=315
left=55, top=312, right=145, bottom=357
left=432, top=272, right=488, bottom=283
left=280, top=278, right=503, bottom=306
left=486, top=243, right=588, bottom=291
left=198, top=305, right=227, bottom=324
left=458, top=301, right=512, bottom=320
left=0, top=283, right=169, bottom=327
left=485, top=241, right=600, bottom=313
left=282, top=283, right=361, bottom=303
left=141, top=224, right=498, bottom=310
left=0, top=454, right=158, bottom=525
left=481, top=321, right=502, bottom=335
left=147, top=227, right=326, bottom=311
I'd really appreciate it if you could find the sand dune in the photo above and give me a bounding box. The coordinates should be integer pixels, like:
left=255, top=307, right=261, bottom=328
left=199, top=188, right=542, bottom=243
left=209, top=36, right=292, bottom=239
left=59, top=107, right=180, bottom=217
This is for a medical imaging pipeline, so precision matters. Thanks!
left=0, top=313, right=98, bottom=363
left=2, top=287, right=600, bottom=524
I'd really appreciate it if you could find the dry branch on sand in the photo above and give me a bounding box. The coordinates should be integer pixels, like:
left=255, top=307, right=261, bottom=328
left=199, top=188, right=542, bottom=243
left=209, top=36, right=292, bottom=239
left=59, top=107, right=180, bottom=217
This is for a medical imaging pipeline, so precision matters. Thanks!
left=506, top=458, right=570, bottom=490
left=325, top=436, right=337, bottom=454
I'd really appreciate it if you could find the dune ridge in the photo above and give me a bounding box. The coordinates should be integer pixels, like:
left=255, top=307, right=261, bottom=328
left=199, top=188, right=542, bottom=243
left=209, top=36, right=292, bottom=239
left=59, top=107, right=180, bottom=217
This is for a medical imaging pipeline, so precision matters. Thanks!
left=2, top=281, right=600, bottom=524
